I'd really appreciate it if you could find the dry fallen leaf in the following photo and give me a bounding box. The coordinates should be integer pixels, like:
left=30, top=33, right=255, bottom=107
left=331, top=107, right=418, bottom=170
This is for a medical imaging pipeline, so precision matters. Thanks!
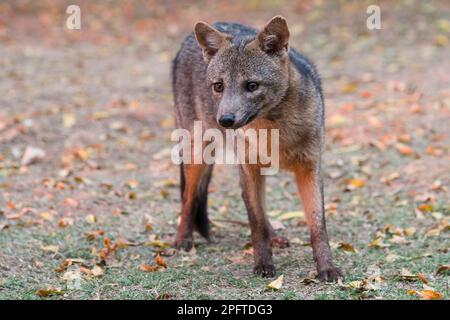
left=267, top=275, right=284, bottom=290
left=435, top=265, right=450, bottom=276
left=368, top=238, right=390, bottom=249
left=337, top=242, right=357, bottom=253
left=145, top=240, right=171, bottom=249
left=417, top=273, right=428, bottom=284
left=140, top=263, right=158, bottom=273
left=400, top=268, right=420, bottom=281
left=62, top=113, right=76, bottom=128
left=277, top=211, right=304, bottom=220
left=58, top=218, right=73, bottom=228
left=62, top=269, right=82, bottom=287
left=408, top=289, right=443, bottom=300
left=395, top=143, right=414, bottom=156
left=21, top=146, right=46, bottom=166
left=385, top=253, right=403, bottom=262
left=91, top=265, right=104, bottom=277
left=41, top=245, right=59, bottom=253
left=85, top=214, right=97, bottom=224
left=36, top=287, right=63, bottom=297
left=417, top=204, right=434, bottom=212
left=347, top=179, right=366, bottom=189
left=126, top=179, right=139, bottom=189
left=420, top=290, right=443, bottom=300
left=299, top=277, right=319, bottom=285
left=155, top=254, right=167, bottom=268
left=85, top=229, right=105, bottom=240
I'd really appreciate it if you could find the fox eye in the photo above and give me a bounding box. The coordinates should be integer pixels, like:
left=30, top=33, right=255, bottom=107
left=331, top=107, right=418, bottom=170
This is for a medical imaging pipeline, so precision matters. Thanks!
left=247, top=82, right=259, bottom=92
left=213, top=82, right=224, bottom=93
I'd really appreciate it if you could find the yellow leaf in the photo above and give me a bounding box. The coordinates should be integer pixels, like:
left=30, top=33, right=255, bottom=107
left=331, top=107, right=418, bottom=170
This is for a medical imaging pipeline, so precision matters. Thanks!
left=434, top=34, right=449, bottom=47
left=277, top=211, right=304, bottom=220
left=267, top=275, right=284, bottom=290
left=145, top=240, right=171, bottom=249
left=348, top=280, right=363, bottom=289
left=41, top=245, right=59, bottom=253
left=36, top=287, right=63, bottom=297
left=337, top=242, right=357, bottom=253
left=368, top=238, right=390, bottom=249
left=436, top=19, right=450, bottom=32
left=85, top=214, right=97, bottom=224
left=341, top=82, right=358, bottom=94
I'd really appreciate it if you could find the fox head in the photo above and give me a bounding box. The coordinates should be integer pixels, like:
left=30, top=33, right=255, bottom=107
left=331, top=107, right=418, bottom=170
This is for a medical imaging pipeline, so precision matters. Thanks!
left=194, top=16, right=291, bottom=129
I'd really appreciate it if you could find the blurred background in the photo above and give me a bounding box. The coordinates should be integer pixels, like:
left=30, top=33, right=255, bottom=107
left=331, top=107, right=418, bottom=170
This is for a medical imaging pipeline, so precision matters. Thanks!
left=0, top=0, right=449, bottom=299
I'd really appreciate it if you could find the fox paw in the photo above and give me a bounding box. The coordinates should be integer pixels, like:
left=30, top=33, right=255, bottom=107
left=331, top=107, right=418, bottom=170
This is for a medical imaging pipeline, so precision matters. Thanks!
left=271, top=236, right=290, bottom=249
left=174, top=238, right=194, bottom=251
left=317, top=267, right=344, bottom=282
left=254, top=262, right=276, bottom=278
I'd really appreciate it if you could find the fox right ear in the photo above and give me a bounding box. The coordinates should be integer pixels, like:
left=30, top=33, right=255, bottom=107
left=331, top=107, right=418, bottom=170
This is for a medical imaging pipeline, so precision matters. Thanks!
left=257, top=16, right=290, bottom=56
left=194, top=22, right=229, bottom=62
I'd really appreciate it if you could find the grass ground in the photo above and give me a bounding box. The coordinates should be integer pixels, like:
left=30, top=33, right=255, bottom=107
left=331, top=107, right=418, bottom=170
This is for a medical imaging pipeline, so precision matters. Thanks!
left=0, top=0, right=449, bottom=299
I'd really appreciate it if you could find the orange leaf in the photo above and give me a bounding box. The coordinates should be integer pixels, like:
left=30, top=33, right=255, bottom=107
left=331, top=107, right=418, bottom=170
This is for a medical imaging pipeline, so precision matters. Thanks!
left=420, top=290, right=443, bottom=300
left=104, top=237, right=111, bottom=250
left=155, top=254, right=167, bottom=268
left=348, top=179, right=366, bottom=188
left=395, top=143, right=414, bottom=156
left=417, top=204, right=433, bottom=212
left=140, top=263, right=157, bottom=272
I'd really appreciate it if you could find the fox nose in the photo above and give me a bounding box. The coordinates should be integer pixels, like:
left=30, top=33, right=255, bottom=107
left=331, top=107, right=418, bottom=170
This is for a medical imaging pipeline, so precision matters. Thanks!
left=218, top=114, right=235, bottom=128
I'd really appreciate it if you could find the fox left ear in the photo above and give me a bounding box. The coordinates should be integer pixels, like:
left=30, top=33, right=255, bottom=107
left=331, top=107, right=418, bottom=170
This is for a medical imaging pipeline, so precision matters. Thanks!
left=257, top=16, right=290, bottom=55
left=194, top=21, right=230, bottom=62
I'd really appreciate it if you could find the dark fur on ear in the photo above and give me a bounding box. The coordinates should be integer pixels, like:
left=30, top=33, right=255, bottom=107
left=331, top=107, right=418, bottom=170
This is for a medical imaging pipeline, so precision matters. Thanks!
left=257, top=16, right=290, bottom=55
left=194, top=21, right=230, bottom=62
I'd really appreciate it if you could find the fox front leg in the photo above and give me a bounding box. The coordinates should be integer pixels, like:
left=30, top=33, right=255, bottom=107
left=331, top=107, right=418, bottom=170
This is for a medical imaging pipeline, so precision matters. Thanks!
left=239, top=165, right=275, bottom=278
left=294, top=165, right=344, bottom=282
left=175, top=163, right=207, bottom=251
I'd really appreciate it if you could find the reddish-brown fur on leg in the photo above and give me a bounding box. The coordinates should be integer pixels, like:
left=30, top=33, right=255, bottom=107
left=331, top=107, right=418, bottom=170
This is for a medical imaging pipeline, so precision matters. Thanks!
left=175, top=163, right=207, bottom=251
left=294, top=165, right=343, bottom=281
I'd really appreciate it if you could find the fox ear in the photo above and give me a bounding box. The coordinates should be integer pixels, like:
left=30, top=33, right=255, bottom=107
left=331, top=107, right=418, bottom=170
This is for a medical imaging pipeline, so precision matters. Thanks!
left=194, top=22, right=229, bottom=62
left=257, top=16, right=290, bottom=55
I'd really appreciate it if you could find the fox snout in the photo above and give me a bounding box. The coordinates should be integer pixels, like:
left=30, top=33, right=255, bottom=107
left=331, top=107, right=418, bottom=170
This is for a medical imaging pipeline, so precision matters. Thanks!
left=217, top=107, right=258, bottom=129
left=218, top=114, right=235, bottom=128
